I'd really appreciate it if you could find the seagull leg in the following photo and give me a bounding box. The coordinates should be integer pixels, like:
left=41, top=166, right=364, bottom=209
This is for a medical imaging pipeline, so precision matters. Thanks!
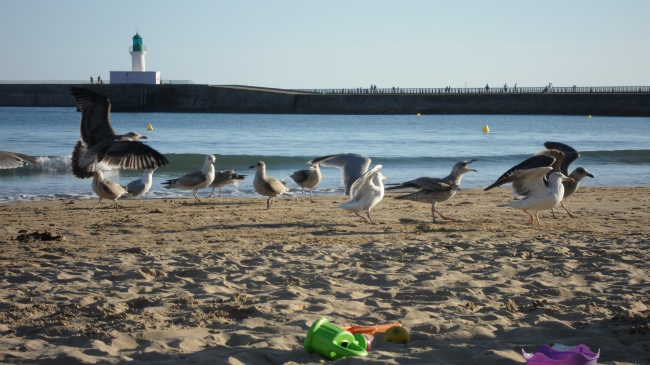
left=535, top=211, right=544, bottom=227
left=561, top=201, right=577, bottom=218
left=193, top=190, right=203, bottom=204
left=524, top=210, right=534, bottom=225
left=310, top=188, right=314, bottom=203
left=551, top=207, right=558, bottom=219
left=433, top=202, right=453, bottom=221
left=431, top=203, right=437, bottom=223
left=366, top=211, right=375, bottom=224
left=207, top=188, right=215, bottom=198
left=219, top=187, right=223, bottom=198
left=91, top=198, right=102, bottom=211
left=356, top=212, right=372, bottom=224
left=114, top=199, right=120, bottom=211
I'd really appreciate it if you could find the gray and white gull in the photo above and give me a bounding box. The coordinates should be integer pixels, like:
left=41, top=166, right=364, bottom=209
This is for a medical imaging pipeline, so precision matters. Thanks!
left=162, top=155, right=215, bottom=203
left=308, top=153, right=371, bottom=196
left=386, top=159, right=477, bottom=222
left=125, top=168, right=157, bottom=198
left=290, top=164, right=322, bottom=201
left=335, top=165, right=386, bottom=224
left=0, top=151, right=38, bottom=169
left=207, top=170, right=246, bottom=197
left=250, top=161, right=291, bottom=209
left=539, top=141, right=594, bottom=218
left=484, top=154, right=574, bottom=226
left=69, top=87, right=168, bottom=179
left=91, top=170, right=128, bottom=211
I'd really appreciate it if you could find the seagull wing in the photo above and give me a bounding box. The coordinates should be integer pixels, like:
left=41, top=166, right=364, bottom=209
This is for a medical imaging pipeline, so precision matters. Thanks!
left=290, top=169, right=310, bottom=184
left=175, top=170, right=210, bottom=188
left=484, top=154, right=555, bottom=191
left=100, top=141, right=169, bottom=170
left=308, top=153, right=371, bottom=195
left=535, top=149, right=565, bottom=175
left=0, top=151, right=38, bottom=169
left=544, top=141, right=580, bottom=175
left=70, top=87, right=116, bottom=146
left=510, top=166, right=554, bottom=197
left=350, top=165, right=382, bottom=202
left=386, top=177, right=451, bottom=192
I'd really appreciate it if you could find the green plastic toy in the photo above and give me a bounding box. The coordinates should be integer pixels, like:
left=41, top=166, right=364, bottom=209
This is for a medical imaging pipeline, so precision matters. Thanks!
left=304, top=317, right=368, bottom=360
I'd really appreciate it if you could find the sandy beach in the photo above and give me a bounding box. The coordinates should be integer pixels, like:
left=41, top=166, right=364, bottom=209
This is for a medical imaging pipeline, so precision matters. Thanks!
left=0, top=186, right=649, bottom=364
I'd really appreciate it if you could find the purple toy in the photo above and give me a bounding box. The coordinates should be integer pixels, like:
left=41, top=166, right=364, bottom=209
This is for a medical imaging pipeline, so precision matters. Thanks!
left=522, top=344, right=600, bottom=365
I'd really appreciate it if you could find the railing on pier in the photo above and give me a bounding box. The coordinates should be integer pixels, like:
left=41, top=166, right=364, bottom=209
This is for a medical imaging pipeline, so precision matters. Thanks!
left=0, top=80, right=195, bottom=85
left=292, top=86, right=650, bottom=95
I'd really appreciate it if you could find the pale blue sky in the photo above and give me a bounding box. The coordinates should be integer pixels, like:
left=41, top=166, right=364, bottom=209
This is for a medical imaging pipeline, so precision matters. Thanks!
left=1, top=0, right=648, bottom=88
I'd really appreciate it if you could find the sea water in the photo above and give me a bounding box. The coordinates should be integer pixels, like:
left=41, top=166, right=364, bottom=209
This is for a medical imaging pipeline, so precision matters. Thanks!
left=1, top=107, right=649, bottom=202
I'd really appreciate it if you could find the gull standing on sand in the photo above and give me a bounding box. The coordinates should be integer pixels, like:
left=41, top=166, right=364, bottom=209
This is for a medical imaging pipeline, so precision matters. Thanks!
left=162, top=155, right=215, bottom=203
left=91, top=170, right=128, bottom=211
left=336, top=165, right=386, bottom=224
left=484, top=154, right=574, bottom=227
left=250, top=161, right=291, bottom=209
left=290, top=164, right=322, bottom=201
left=69, top=87, right=168, bottom=179
left=207, top=170, right=247, bottom=197
left=0, top=151, right=38, bottom=169
left=125, top=168, right=157, bottom=198
left=308, top=153, right=371, bottom=196
left=386, top=159, right=477, bottom=223
left=539, top=142, right=594, bottom=218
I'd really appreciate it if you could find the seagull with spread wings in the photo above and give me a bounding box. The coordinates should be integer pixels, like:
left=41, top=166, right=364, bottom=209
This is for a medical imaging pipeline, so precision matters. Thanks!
left=0, top=151, right=38, bottom=169
left=69, top=87, right=168, bottom=179
left=386, top=159, right=477, bottom=222
left=307, top=153, right=371, bottom=196
left=335, top=165, right=386, bottom=224
left=538, top=142, right=594, bottom=218
left=484, top=154, right=574, bottom=226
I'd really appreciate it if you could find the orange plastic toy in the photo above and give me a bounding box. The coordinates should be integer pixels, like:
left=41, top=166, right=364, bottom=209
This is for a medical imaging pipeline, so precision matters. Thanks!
left=341, top=323, right=402, bottom=335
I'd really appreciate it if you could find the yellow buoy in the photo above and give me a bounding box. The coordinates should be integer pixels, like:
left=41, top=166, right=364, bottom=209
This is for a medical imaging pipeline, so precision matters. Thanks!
left=147, top=124, right=154, bottom=131
left=587, top=115, right=592, bottom=119
left=416, top=113, right=421, bottom=117
left=482, top=124, right=489, bottom=133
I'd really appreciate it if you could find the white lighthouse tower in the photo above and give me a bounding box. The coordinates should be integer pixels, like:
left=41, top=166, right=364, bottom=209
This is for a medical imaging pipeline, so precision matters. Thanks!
left=110, top=31, right=160, bottom=84
left=130, top=33, right=146, bottom=71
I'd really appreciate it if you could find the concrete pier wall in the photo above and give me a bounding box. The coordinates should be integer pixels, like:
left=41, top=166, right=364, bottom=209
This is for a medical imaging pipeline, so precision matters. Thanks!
left=0, top=84, right=649, bottom=116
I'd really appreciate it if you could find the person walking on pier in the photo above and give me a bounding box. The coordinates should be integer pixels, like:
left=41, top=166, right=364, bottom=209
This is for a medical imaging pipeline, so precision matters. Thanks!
left=485, top=84, right=490, bottom=93
left=98, top=75, right=102, bottom=84
left=504, top=83, right=508, bottom=93
left=90, top=76, right=93, bottom=84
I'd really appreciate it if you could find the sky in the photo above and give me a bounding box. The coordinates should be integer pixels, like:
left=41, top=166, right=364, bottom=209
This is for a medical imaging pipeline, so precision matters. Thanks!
left=0, top=0, right=648, bottom=89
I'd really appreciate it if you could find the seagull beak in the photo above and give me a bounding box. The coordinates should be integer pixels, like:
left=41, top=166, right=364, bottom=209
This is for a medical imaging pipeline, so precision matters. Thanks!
left=249, top=165, right=255, bottom=169
left=382, top=176, right=387, bottom=180
left=587, top=173, right=594, bottom=178
left=141, top=135, right=148, bottom=139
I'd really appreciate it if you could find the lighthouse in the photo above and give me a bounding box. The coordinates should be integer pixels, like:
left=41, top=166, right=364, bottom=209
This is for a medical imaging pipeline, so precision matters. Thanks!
left=110, top=31, right=161, bottom=84
left=130, top=33, right=146, bottom=72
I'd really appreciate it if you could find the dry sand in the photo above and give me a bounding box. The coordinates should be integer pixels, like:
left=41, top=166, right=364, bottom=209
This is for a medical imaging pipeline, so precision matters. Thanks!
left=0, top=186, right=649, bottom=364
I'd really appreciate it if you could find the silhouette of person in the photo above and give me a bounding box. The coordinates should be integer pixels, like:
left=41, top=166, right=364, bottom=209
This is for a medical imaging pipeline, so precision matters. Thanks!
left=90, top=76, right=93, bottom=84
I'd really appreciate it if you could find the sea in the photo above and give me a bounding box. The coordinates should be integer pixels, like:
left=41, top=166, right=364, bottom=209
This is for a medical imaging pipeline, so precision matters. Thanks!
left=1, top=107, right=649, bottom=203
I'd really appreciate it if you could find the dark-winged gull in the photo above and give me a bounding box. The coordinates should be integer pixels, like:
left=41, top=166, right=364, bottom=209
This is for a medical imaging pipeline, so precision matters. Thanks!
left=484, top=154, right=574, bottom=226
left=335, top=165, right=386, bottom=224
left=91, top=170, right=128, bottom=211
left=0, top=151, right=38, bottom=169
left=207, top=170, right=247, bottom=197
left=386, top=159, right=477, bottom=222
left=308, top=153, right=371, bottom=196
left=69, top=87, right=168, bottom=179
left=290, top=164, right=322, bottom=202
left=540, top=142, right=594, bottom=218
left=250, top=161, right=291, bottom=209
left=125, top=168, right=156, bottom=198
left=162, top=155, right=215, bottom=203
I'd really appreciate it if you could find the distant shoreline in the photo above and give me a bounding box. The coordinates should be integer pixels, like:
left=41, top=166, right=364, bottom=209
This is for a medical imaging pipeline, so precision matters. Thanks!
left=1, top=84, right=650, bottom=116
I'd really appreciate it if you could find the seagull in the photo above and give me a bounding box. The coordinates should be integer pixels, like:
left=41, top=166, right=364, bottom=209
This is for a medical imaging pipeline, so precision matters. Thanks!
left=290, top=164, right=322, bottom=201
left=386, top=159, right=477, bottom=222
left=125, top=168, right=157, bottom=198
left=540, top=142, right=594, bottom=218
left=335, top=165, right=386, bottom=224
left=308, top=153, right=371, bottom=195
left=207, top=170, right=247, bottom=197
left=484, top=154, right=574, bottom=227
left=250, top=161, right=291, bottom=209
left=0, top=151, right=38, bottom=169
left=69, top=87, right=168, bottom=179
left=162, top=155, right=215, bottom=203
left=91, top=170, right=128, bottom=211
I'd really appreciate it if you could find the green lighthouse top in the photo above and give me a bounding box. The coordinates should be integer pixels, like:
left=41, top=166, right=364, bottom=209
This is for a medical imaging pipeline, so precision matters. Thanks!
left=131, top=33, right=144, bottom=52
